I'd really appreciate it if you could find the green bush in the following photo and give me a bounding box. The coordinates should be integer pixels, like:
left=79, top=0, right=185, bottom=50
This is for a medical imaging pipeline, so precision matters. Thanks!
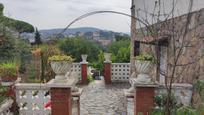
left=0, top=85, right=7, bottom=105
left=0, top=61, right=17, bottom=77
left=135, top=54, right=154, bottom=62
left=194, top=80, right=204, bottom=101
left=87, top=75, right=94, bottom=82
left=48, top=55, right=74, bottom=62
left=176, top=106, right=197, bottom=115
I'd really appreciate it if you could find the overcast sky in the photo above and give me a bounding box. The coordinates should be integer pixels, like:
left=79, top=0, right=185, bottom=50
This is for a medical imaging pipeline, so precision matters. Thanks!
left=0, top=0, right=204, bottom=33
left=0, top=0, right=131, bottom=33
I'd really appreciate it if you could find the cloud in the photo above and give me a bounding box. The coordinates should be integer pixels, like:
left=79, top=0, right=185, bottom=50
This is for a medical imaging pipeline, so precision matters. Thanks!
left=0, top=0, right=131, bottom=32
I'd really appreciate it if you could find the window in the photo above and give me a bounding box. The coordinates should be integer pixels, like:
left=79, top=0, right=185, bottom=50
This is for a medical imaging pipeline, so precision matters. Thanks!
left=134, top=41, right=140, bottom=56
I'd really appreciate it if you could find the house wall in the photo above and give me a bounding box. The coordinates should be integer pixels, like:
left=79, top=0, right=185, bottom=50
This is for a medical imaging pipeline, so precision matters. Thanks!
left=137, top=8, right=204, bottom=84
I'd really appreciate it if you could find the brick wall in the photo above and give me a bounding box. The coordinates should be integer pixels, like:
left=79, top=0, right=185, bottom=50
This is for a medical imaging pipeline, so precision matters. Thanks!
left=135, top=87, right=155, bottom=115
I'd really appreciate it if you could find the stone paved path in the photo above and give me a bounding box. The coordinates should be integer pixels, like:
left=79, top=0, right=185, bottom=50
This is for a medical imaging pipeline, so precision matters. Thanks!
left=80, top=79, right=131, bottom=115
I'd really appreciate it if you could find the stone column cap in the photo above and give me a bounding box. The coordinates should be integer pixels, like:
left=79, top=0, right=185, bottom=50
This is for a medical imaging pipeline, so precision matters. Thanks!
left=134, top=83, right=159, bottom=88
left=104, top=61, right=111, bottom=63
left=80, top=62, right=88, bottom=64
left=47, top=79, right=74, bottom=88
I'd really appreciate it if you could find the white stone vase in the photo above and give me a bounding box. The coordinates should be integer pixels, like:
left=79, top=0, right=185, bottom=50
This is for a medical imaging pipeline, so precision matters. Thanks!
left=81, top=54, right=88, bottom=63
left=50, top=61, right=72, bottom=82
left=134, top=60, right=152, bottom=84
left=104, top=53, right=111, bottom=62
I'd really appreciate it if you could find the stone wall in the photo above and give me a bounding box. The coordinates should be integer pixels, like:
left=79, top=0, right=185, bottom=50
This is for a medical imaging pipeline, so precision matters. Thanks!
left=156, top=83, right=193, bottom=106
left=136, top=8, right=204, bottom=84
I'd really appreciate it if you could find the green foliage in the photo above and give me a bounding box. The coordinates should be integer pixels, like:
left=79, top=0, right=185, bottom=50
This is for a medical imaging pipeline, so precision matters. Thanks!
left=196, top=103, right=204, bottom=115
left=151, top=108, right=165, bottom=115
left=0, top=3, right=34, bottom=33
left=34, top=28, right=42, bottom=45
left=87, top=75, right=94, bottom=82
left=48, top=55, right=74, bottom=61
left=153, top=94, right=178, bottom=115
left=194, top=80, right=204, bottom=101
left=15, top=39, right=32, bottom=73
left=58, top=37, right=101, bottom=62
left=92, top=50, right=104, bottom=73
left=152, top=91, right=204, bottom=115
left=0, top=61, right=17, bottom=77
left=137, top=112, right=143, bottom=115
left=135, top=54, right=154, bottom=62
left=108, top=39, right=130, bottom=62
left=0, top=85, right=7, bottom=95
left=115, top=34, right=130, bottom=41
left=39, top=44, right=61, bottom=82
left=0, top=3, right=4, bottom=16
left=28, top=66, right=37, bottom=80
left=0, top=34, right=15, bottom=60
left=0, top=16, right=34, bottom=33
left=176, top=106, right=197, bottom=115
left=0, top=85, right=7, bottom=105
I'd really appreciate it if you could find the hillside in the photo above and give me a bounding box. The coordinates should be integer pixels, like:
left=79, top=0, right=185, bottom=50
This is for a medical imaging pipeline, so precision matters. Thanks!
left=21, top=27, right=129, bottom=43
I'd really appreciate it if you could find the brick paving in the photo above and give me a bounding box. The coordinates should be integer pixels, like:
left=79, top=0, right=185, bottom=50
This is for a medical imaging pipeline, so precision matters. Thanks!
left=79, top=79, right=131, bottom=115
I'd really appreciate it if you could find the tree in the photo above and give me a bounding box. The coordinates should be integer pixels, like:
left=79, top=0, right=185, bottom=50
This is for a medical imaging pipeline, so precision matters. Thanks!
left=108, top=39, right=130, bottom=62
left=58, top=37, right=102, bottom=62
left=34, top=28, right=42, bottom=45
left=0, top=3, right=34, bottom=34
left=0, top=34, right=15, bottom=61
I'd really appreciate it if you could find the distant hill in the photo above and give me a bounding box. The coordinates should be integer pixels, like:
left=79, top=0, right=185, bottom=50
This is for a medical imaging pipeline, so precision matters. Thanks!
left=40, top=27, right=101, bottom=35
left=20, top=27, right=129, bottom=43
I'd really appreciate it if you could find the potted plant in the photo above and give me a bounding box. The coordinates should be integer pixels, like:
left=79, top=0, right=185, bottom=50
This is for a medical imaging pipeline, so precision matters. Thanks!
left=48, top=55, right=74, bottom=82
left=0, top=61, right=18, bottom=85
left=134, top=54, right=154, bottom=84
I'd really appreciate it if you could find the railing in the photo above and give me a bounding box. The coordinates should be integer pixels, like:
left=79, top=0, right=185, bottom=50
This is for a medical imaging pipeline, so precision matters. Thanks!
left=111, top=63, right=130, bottom=82
left=71, top=63, right=82, bottom=81
left=15, top=83, right=81, bottom=115
left=0, top=99, right=13, bottom=115
left=15, top=83, right=51, bottom=115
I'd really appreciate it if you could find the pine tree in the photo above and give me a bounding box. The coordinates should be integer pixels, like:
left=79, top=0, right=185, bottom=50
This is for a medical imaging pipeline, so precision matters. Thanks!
left=35, top=28, right=42, bottom=45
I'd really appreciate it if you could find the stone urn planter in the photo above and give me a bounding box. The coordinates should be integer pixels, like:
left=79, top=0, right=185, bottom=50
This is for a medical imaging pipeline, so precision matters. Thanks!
left=128, top=54, right=154, bottom=93
left=81, top=54, right=88, bottom=63
left=49, top=55, right=73, bottom=83
left=134, top=60, right=152, bottom=83
left=104, top=53, right=111, bottom=62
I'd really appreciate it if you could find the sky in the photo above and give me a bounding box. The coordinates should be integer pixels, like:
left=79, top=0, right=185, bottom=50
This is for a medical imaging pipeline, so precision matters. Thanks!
left=0, top=0, right=131, bottom=33
left=0, top=0, right=204, bottom=33
left=134, top=0, right=204, bottom=26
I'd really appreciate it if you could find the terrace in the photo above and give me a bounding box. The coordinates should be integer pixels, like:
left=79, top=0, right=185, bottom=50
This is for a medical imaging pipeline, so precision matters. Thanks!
left=0, top=54, right=196, bottom=115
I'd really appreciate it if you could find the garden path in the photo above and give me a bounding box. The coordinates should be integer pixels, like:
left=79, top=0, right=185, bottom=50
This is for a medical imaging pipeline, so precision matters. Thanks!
left=80, top=79, right=130, bottom=115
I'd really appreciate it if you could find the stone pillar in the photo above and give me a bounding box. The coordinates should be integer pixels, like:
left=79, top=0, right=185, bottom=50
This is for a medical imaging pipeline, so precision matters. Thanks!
left=81, top=62, right=88, bottom=84
left=104, top=62, right=111, bottom=84
left=134, top=84, right=157, bottom=115
left=48, top=81, right=72, bottom=115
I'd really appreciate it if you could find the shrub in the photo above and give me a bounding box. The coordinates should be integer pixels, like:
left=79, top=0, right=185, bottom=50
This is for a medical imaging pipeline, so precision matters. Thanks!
left=0, top=85, right=7, bottom=105
left=48, top=55, right=74, bottom=62
left=135, top=54, right=154, bottom=62
left=0, top=61, right=17, bottom=78
left=87, top=75, right=94, bottom=82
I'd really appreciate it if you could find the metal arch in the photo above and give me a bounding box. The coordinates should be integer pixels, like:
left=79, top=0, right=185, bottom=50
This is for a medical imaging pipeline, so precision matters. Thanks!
left=56, top=10, right=149, bottom=36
